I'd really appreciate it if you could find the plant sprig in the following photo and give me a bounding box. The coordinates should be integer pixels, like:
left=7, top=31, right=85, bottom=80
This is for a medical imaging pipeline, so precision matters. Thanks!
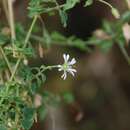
left=0, top=0, right=129, bottom=130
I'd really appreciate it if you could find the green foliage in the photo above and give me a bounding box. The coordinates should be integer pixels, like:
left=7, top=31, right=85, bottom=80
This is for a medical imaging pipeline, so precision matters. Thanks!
left=86, top=11, right=130, bottom=63
left=15, top=23, right=89, bottom=51
left=84, top=0, right=93, bottom=7
left=0, top=81, right=33, bottom=130
left=63, top=0, right=80, bottom=10
left=0, top=0, right=130, bottom=130
left=0, top=34, right=9, bottom=45
left=28, top=0, right=90, bottom=27
left=0, top=125, right=6, bottom=130
left=21, top=107, right=35, bottom=130
left=120, top=11, right=130, bottom=23
left=62, top=91, right=75, bottom=104
left=39, top=104, right=48, bottom=121
left=111, top=7, right=120, bottom=19
left=45, top=31, right=90, bottom=51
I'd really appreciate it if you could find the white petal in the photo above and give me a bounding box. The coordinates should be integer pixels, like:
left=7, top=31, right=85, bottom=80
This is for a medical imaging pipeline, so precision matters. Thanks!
left=68, top=70, right=75, bottom=76
left=61, top=73, right=65, bottom=78
left=57, top=65, right=62, bottom=68
left=68, top=58, right=76, bottom=65
left=63, top=54, right=67, bottom=62
left=63, top=72, right=67, bottom=80
left=68, top=68, right=77, bottom=73
left=58, top=68, right=63, bottom=71
left=66, top=54, right=70, bottom=61
left=61, top=72, right=67, bottom=80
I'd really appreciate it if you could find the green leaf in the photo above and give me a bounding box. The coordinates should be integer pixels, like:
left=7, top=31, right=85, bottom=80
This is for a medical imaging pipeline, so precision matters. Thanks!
left=21, top=107, right=35, bottom=130
left=19, top=66, right=33, bottom=81
left=0, top=59, right=6, bottom=72
left=84, top=0, right=93, bottom=7
left=0, top=34, right=9, bottom=45
left=63, top=92, right=75, bottom=104
left=102, top=20, right=113, bottom=34
left=51, top=31, right=88, bottom=51
left=98, top=40, right=113, bottom=52
left=117, top=39, right=130, bottom=65
left=0, top=125, right=7, bottom=130
left=64, top=0, right=80, bottom=11
left=51, top=31, right=66, bottom=41
left=59, top=10, right=68, bottom=27
left=121, top=11, right=130, bottom=23
left=43, top=29, right=51, bottom=47
left=28, top=0, right=45, bottom=17
left=87, top=36, right=113, bottom=52
left=42, top=91, right=51, bottom=101
left=39, top=105, right=48, bottom=121
left=111, top=7, right=120, bottom=19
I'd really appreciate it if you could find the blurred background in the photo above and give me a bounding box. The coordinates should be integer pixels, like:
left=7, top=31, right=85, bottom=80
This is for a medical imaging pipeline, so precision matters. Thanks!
left=1, top=0, right=130, bottom=130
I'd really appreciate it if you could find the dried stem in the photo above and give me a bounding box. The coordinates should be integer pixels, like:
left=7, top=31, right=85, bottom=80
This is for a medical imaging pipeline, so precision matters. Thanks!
left=10, top=16, right=38, bottom=81
left=125, top=0, right=130, bottom=9
left=2, top=0, right=10, bottom=25
left=7, top=0, right=16, bottom=41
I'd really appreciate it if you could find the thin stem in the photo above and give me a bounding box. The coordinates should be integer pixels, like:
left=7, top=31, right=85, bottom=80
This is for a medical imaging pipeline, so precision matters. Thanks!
left=0, top=47, right=12, bottom=74
left=54, top=0, right=61, bottom=10
left=24, top=16, right=38, bottom=48
left=7, top=0, right=16, bottom=40
left=97, top=0, right=113, bottom=9
left=43, top=4, right=65, bottom=13
left=5, top=69, right=10, bottom=80
left=34, top=65, right=58, bottom=76
left=31, top=65, right=58, bottom=80
left=41, top=65, right=58, bottom=72
left=0, top=73, right=4, bottom=84
left=118, top=42, right=130, bottom=65
left=10, top=16, right=38, bottom=81
left=125, top=0, right=130, bottom=9
left=2, top=0, right=10, bottom=25
left=10, top=59, right=20, bottom=81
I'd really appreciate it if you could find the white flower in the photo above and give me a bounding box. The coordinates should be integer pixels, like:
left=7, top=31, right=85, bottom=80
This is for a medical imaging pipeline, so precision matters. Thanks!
left=57, top=54, right=77, bottom=80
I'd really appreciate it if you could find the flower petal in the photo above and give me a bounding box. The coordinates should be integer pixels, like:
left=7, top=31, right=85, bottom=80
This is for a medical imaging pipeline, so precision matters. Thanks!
left=61, top=71, right=67, bottom=80
left=68, top=68, right=77, bottom=73
left=69, top=58, right=76, bottom=65
left=66, top=54, right=70, bottom=61
left=58, top=68, right=63, bottom=71
left=61, top=73, right=65, bottom=78
left=59, top=53, right=77, bottom=80
left=68, top=70, right=75, bottom=76
left=63, top=54, right=67, bottom=62
left=57, top=65, right=62, bottom=68
left=63, top=72, right=67, bottom=80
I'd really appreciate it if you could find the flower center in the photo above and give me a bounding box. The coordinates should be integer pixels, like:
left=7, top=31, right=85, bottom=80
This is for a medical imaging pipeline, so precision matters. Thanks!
left=63, top=63, right=68, bottom=70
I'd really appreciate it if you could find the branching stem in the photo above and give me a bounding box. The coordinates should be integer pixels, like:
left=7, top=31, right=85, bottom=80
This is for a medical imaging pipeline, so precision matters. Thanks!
left=10, top=16, right=38, bottom=81
left=0, top=47, right=12, bottom=74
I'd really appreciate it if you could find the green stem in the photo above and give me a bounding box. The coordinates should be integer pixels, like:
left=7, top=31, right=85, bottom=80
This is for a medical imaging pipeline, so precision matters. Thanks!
left=0, top=46, right=12, bottom=74
left=24, top=16, right=38, bottom=48
left=10, top=16, right=38, bottom=81
left=32, top=65, right=58, bottom=78
left=43, top=4, right=65, bottom=13
left=118, top=42, right=130, bottom=65
left=41, top=65, right=58, bottom=72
